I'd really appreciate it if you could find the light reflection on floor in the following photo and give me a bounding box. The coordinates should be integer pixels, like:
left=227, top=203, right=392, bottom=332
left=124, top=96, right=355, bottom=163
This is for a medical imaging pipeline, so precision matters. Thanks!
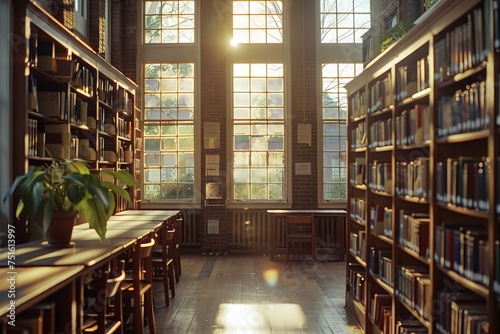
left=214, top=303, right=308, bottom=332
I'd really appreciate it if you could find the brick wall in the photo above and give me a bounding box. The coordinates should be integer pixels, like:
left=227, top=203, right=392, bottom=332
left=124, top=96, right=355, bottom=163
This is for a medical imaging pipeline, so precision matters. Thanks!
left=90, top=0, right=344, bottom=248
left=88, top=0, right=105, bottom=56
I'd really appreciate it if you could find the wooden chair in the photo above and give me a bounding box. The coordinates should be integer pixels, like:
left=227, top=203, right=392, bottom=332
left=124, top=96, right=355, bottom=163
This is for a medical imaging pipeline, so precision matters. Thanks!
left=172, top=215, right=183, bottom=282
left=121, top=237, right=156, bottom=334
left=83, top=260, right=126, bottom=334
left=285, top=215, right=316, bottom=263
left=151, top=227, right=176, bottom=307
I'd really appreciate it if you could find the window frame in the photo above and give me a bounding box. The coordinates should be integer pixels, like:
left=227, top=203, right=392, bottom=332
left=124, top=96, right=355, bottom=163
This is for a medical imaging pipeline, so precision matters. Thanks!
left=316, top=0, right=367, bottom=208
left=227, top=0, right=291, bottom=209
left=139, top=0, right=202, bottom=210
left=74, top=0, right=89, bottom=38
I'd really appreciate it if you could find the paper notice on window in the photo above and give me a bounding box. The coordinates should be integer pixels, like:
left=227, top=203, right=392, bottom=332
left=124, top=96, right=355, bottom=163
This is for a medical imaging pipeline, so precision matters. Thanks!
left=204, top=121, right=220, bottom=149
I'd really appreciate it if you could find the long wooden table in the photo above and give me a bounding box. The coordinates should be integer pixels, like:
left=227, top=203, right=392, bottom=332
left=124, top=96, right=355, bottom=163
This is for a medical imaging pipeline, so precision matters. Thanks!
left=0, top=266, right=83, bottom=317
left=0, top=210, right=179, bottom=333
left=267, top=209, right=347, bottom=261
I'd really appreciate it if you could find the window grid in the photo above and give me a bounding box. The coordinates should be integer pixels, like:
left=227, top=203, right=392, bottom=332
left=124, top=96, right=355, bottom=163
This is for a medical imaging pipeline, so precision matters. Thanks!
left=232, top=63, right=285, bottom=201
left=232, top=1, right=283, bottom=44
left=320, top=0, right=370, bottom=43
left=322, top=63, right=363, bottom=201
left=143, top=63, right=195, bottom=201
left=144, top=1, right=195, bottom=44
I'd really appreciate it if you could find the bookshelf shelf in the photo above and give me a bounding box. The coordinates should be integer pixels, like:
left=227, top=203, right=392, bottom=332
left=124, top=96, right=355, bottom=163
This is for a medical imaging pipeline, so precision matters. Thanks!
left=397, top=195, right=429, bottom=204
left=369, top=273, right=394, bottom=295
left=352, top=114, right=367, bottom=122
left=436, top=63, right=487, bottom=89
left=435, top=129, right=490, bottom=143
left=435, top=265, right=489, bottom=298
left=396, top=87, right=431, bottom=107
left=352, top=147, right=367, bottom=153
left=394, top=295, right=432, bottom=331
left=351, top=217, right=366, bottom=227
left=345, top=0, right=498, bottom=332
left=370, top=190, right=393, bottom=198
left=371, top=232, right=393, bottom=246
left=370, top=145, right=393, bottom=153
left=395, top=141, right=431, bottom=151
left=436, top=202, right=489, bottom=219
left=396, top=244, right=430, bottom=265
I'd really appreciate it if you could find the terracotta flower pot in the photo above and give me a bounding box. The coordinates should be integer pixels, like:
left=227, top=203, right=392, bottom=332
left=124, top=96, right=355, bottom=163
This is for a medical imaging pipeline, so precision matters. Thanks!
left=45, top=211, right=77, bottom=246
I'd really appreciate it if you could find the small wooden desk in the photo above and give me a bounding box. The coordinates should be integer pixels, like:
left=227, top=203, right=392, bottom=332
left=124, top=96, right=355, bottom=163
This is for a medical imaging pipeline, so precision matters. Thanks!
left=267, top=209, right=346, bottom=261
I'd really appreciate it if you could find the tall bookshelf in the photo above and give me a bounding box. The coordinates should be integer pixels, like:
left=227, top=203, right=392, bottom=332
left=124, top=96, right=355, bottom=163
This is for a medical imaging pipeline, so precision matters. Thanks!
left=12, top=1, right=141, bottom=242
left=345, top=0, right=500, bottom=332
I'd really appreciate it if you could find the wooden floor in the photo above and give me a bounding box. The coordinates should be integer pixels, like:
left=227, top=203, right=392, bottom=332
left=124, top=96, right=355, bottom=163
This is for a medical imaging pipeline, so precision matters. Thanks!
left=150, top=252, right=362, bottom=334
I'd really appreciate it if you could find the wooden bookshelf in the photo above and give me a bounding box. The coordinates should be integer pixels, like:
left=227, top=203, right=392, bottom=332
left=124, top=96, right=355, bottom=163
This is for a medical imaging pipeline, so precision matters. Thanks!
left=345, top=0, right=500, bottom=332
left=11, top=1, right=141, bottom=242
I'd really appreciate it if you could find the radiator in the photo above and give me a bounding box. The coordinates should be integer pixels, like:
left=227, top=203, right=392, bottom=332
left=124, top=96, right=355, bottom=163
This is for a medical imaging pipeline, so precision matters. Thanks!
left=230, top=209, right=270, bottom=253
left=179, top=209, right=199, bottom=247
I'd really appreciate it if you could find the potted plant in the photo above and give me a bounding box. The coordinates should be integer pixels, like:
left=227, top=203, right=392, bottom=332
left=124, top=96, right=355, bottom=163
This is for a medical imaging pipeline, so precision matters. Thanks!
left=3, top=159, right=136, bottom=245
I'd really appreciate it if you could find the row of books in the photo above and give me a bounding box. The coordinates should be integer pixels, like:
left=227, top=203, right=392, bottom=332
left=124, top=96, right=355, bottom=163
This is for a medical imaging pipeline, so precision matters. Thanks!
left=349, top=157, right=366, bottom=187
left=395, top=158, right=430, bottom=200
left=117, top=88, right=134, bottom=115
left=117, top=117, right=132, bottom=139
left=434, top=223, right=489, bottom=286
left=434, top=5, right=487, bottom=82
left=368, top=205, right=393, bottom=240
left=435, top=291, right=488, bottom=334
left=98, top=77, right=114, bottom=106
left=395, top=64, right=418, bottom=102
left=368, top=161, right=392, bottom=194
left=395, top=104, right=431, bottom=147
left=398, top=211, right=430, bottom=259
left=394, top=265, right=431, bottom=320
left=71, top=60, right=95, bottom=98
left=347, top=263, right=365, bottom=305
left=28, top=119, right=41, bottom=157
left=368, top=74, right=393, bottom=113
left=350, top=90, right=367, bottom=120
left=350, top=122, right=367, bottom=150
left=368, top=118, right=392, bottom=149
left=349, top=230, right=367, bottom=261
left=435, top=156, right=490, bottom=212
left=35, top=88, right=89, bottom=128
left=369, top=293, right=391, bottom=333
left=350, top=197, right=366, bottom=225
left=369, top=247, right=393, bottom=287
left=437, top=81, right=488, bottom=138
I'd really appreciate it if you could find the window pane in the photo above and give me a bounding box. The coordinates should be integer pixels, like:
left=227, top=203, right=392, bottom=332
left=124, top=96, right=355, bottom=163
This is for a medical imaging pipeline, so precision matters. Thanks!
left=143, top=62, right=195, bottom=201
left=321, top=63, right=362, bottom=200
left=145, top=0, right=195, bottom=44
left=320, top=0, right=370, bottom=44
left=233, top=1, right=283, bottom=44
left=232, top=63, right=286, bottom=201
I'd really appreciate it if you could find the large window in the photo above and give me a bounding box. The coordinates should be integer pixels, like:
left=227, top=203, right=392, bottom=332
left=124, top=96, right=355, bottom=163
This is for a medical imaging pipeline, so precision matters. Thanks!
left=320, top=0, right=370, bottom=43
left=144, top=1, right=195, bottom=44
left=74, top=0, right=88, bottom=37
left=143, top=63, right=195, bottom=201
left=232, top=1, right=283, bottom=44
left=322, top=63, right=363, bottom=201
left=232, top=63, right=285, bottom=201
